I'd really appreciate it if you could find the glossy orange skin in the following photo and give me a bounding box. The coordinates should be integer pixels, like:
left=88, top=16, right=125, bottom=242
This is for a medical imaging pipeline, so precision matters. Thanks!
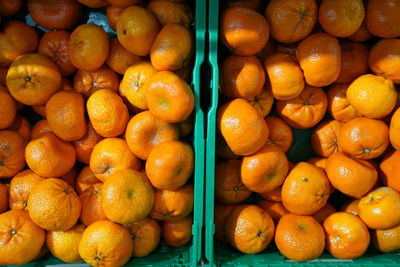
left=369, top=39, right=400, bottom=84
left=0, top=21, right=39, bottom=67
left=146, top=0, right=193, bottom=27
left=323, top=212, right=370, bottom=259
left=214, top=204, right=237, bottom=243
left=80, top=183, right=106, bottom=226
left=311, top=120, right=343, bottom=157
left=8, top=115, right=31, bottom=142
left=73, top=122, right=103, bottom=165
left=275, top=214, right=325, bottom=262
left=340, top=199, right=360, bottom=216
left=0, top=130, right=26, bottom=178
left=265, top=0, right=317, bottom=43
left=276, top=85, right=328, bottom=129
left=106, top=37, right=142, bottom=75
left=221, top=55, right=265, bottom=99
left=0, top=0, right=23, bottom=16
left=326, top=152, right=377, bottom=198
left=0, top=87, right=16, bottom=130
left=221, top=7, right=270, bottom=56
left=257, top=200, right=289, bottom=223
left=127, top=216, right=161, bottom=257
left=336, top=41, right=369, bottom=84
left=338, top=117, right=389, bottom=160
left=373, top=224, right=400, bottom=253
left=106, top=6, right=125, bottom=31
left=366, top=0, right=400, bottom=38
left=264, top=116, right=293, bottom=153
left=312, top=203, right=336, bottom=224
left=162, top=216, right=192, bottom=247
left=226, top=205, right=275, bottom=254
left=9, top=169, right=44, bottom=211
left=296, top=33, right=341, bottom=87
left=348, top=18, right=373, bottom=42
left=390, top=107, right=400, bottom=150
left=327, top=83, right=361, bottom=122
left=0, top=210, right=45, bottom=265
left=214, top=160, right=252, bottom=205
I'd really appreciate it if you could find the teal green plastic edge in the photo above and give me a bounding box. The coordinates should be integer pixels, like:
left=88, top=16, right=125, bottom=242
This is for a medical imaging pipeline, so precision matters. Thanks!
left=205, top=0, right=219, bottom=266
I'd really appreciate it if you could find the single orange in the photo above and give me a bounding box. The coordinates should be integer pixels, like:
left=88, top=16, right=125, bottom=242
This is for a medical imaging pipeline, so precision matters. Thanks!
left=162, top=216, right=192, bottom=247
left=369, top=38, right=400, bottom=84
left=372, top=224, right=400, bottom=253
left=127, top=216, right=161, bottom=257
left=366, top=0, right=400, bottom=38
left=311, top=120, right=343, bottom=157
left=9, top=169, right=44, bottom=211
left=248, top=86, right=274, bottom=117
left=264, top=116, right=293, bottom=153
left=80, top=183, right=106, bottom=226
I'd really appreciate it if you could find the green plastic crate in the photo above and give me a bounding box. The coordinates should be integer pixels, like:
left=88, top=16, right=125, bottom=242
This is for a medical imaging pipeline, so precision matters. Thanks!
left=204, top=0, right=400, bottom=266
left=5, top=0, right=206, bottom=266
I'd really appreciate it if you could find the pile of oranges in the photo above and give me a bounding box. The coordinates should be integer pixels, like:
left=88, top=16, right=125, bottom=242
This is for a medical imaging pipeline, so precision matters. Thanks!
left=215, top=0, right=400, bottom=262
left=0, top=0, right=195, bottom=266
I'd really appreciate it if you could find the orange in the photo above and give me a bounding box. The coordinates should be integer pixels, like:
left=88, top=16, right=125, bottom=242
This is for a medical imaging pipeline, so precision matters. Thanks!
left=318, top=0, right=365, bottom=37
left=348, top=18, right=373, bottom=42
left=150, top=23, right=193, bottom=71
left=221, top=7, right=269, bottom=56
left=0, top=130, right=25, bottom=178
left=116, top=6, right=160, bottom=56
left=30, top=119, right=52, bottom=140
left=0, top=210, right=45, bottom=265
left=257, top=200, right=289, bottom=223
left=380, top=150, right=400, bottom=192
left=216, top=133, right=240, bottom=160
left=106, top=6, right=125, bottom=31
left=324, top=212, right=370, bottom=259
left=146, top=0, right=193, bottom=27
left=265, top=0, right=317, bottom=43
left=146, top=71, right=194, bottom=123
left=223, top=0, right=263, bottom=11
left=73, top=122, right=103, bottom=165
left=90, top=138, right=141, bottom=182
left=358, top=187, right=400, bottom=230
left=28, top=178, right=81, bottom=231
left=162, top=215, right=192, bottom=247
left=327, top=83, right=361, bottom=122
left=225, top=204, right=275, bottom=254
left=264, top=116, right=293, bottom=153
left=311, top=120, right=343, bottom=157
left=248, top=86, right=274, bottom=117
left=8, top=115, right=31, bottom=142
left=25, top=133, right=75, bottom=177
left=214, top=204, right=237, bottom=243
left=46, top=91, right=87, bottom=141
left=336, top=40, right=369, bottom=84
left=307, top=157, right=328, bottom=170
left=366, top=0, right=400, bottom=38
left=119, top=61, right=157, bottom=111
left=106, top=0, right=139, bottom=8
left=0, top=21, right=38, bottom=67
left=241, top=144, right=288, bottom=194
left=78, top=220, right=133, bottom=267
left=125, top=111, right=179, bottom=160
left=150, top=183, right=193, bottom=221
left=106, top=37, right=142, bottom=75
left=69, top=24, right=109, bottom=71
left=347, top=74, right=397, bottom=119
left=282, top=162, right=330, bottom=215
left=369, top=38, right=400, bottom=84
left=296, top=33, right=341, bottom=87
left=78, top=0, right=108, bottom=8
left=276, top=85, right=328, bottom=129
left=46, top=223, right=85, bottom=263
left=264, top=53, right=305, bottom=100
left=6, top=53, right=61, bottom=106
left=127, top=217, right=161, bottom=257
left=9, top=169, right=44, bottom=211
left=260, top=186, right=282, bottom=202
left=275, top=214, right=324, bottom=262
left=372, top=224, right=400, bottom=253
left=0, top=183, right=7, bottom=213
left=102, top=169, right=154, bottom=224
left=80, top=183, right=106, bottom=226
left=338, top=117, right=389, bottom=160
left=27, top=0, right=82, bottom=30
left=146, top=141, right=193, bottom=190
left=341, top=199, right=360, bottom=216
left=76, top=166, right=101, bottom=195
left=220, top=55, right=265, bottom=99
left=217, top=98, right=269, bottom=156
left=214, top=160, right=252, bottom=205
left=73, top=65, right=119, bottom=98
left=326, top=152, right=377, bottom=198
left=0, top=0, right=23, bottom=16
left=87, top=89, right=129, bottom=138
left=312, top=203, right=336, bottom=224
left=390, top=108, right=400, bottom=150
left=0, top=86, right=16, bottom=129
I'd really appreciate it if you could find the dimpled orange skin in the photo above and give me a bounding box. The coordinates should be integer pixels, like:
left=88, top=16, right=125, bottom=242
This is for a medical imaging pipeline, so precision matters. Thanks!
left=116, top=6, right=160, bottom=56
left=0, top=21, right=39, bottom=67
left=9, top=169, right=44, bottom=211
left=80, top=183, right=106, bottom=226
left=0, top=87, right=16, bottom=129
left=28, top=178, right=81, bottom=231
left=366, top=0, right=400, bottom=38
left=358, top=187, right=400, bottom=230
left=282, top=162, right=330, bottom=215
left=0, top=210, right=45, bottom=265
left=296, top=33, right=341, bottom=87
left=275, top=214, right=325, bottom=262
left=221, top=7, right=270, bottom=56
left=369, top=39, right=400, bottom=84
left=264, top=116, right=293, bottom=153
left=6, top=53, right=61, bottom=106
left=217, top=98, right=269, bottom=156
left=257, top=200, right=289, bottom=223
left=311, top=120, right=343, bottom=157
left=338, top=117, right=389, bottom=160
left=336, top=41, right=369, bottom=84
left=372, top=224, right=400, bottom=253
left=106, top=37, right=142, bottom=75
left=78, top=220, right=133, bottom=267
left=220, top=55, right=265, bottom=99
left=327, top=83, right=361, bottom=122
left=146, top=0, right=193, bottom=27
left=73, top=122, right=103, bottom=165
left=324, top=212, right=370, bottom=259
left=0, top=130, right=26, bottom=178
left=69, top=24, right=109, bottom=72
left=390, top=108, right=400, bottom=150
left=248, top=87, right=274, bottom=118
left=265, top=0, right=317, bottom=43
left=380, top=150, right=400, bottom=192
left=162, top=215, right=192, bottom=247
left=241, top=144, right=289, bottom=194
left=225, top=204, right=275, bottom=254
left=276, top=85, right=328, bottom=130
left=326, top=152, right=377, bottom=198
